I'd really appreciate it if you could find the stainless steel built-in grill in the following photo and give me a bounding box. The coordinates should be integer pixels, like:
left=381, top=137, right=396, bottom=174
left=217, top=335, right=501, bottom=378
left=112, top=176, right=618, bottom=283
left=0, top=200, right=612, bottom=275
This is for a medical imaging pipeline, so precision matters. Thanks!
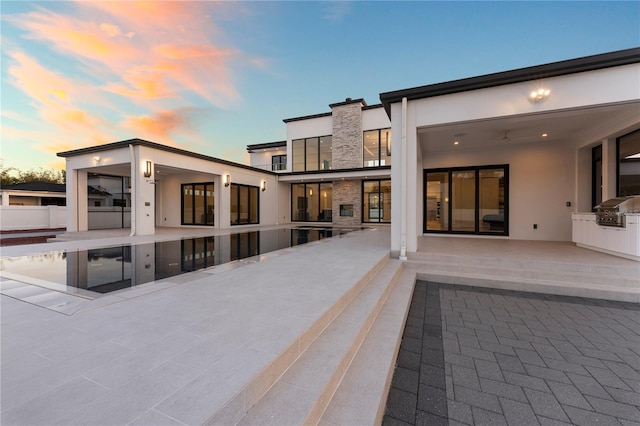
left=594, top=196, right=640, bottom=227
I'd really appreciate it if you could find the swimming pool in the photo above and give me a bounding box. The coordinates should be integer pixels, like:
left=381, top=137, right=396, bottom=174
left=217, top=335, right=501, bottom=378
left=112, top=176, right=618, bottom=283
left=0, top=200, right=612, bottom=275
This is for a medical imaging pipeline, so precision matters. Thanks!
left=0, top=227, right=357, bottom=295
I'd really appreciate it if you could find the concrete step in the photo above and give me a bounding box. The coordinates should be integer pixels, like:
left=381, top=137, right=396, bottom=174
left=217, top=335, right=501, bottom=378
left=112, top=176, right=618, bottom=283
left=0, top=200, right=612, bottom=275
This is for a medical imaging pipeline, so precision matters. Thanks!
left=407, top=259, right=639, bottom=289
left=232, top=259, right=404, bottom=426
left=405, top=262, right=640, bottom=303
left=319, top=268, right=416, bottom=426
left=407, top=251, right=640, bottom=278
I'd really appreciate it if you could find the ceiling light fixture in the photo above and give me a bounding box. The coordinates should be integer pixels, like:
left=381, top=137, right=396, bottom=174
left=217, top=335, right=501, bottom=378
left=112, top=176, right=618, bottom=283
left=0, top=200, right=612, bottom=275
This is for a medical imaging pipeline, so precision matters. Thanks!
left=530, top=88, right=550, bottom=103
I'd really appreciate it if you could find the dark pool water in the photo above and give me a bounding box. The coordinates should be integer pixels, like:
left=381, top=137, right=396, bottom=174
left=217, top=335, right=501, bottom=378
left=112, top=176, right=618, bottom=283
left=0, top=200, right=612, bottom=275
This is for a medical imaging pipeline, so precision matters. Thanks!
left=0, top=227, right=357, bottom=294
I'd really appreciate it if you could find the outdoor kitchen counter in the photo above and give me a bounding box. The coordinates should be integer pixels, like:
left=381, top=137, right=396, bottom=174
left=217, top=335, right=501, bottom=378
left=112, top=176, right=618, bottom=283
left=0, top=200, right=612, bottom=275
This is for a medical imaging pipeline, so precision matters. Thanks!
left=572, top=212, right=640, bottom=261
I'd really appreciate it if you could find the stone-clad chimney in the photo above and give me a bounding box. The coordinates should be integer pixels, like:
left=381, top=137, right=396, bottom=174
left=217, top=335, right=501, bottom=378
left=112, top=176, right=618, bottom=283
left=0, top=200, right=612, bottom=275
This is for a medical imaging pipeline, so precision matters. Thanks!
left=330, top=98, right=365, bottom=169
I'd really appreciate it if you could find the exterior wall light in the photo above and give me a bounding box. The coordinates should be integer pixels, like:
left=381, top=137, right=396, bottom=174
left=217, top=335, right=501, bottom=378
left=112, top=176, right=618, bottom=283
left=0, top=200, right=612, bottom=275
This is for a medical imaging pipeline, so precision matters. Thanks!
left=224, top=174, right=230, bottom=187
left=261, top=180, right=266, bottom=192
left=529, top=88, right=550, bottom=102
left=93, top=156, right=101, bottom=163
left=144, top=161, right=152, bottom=178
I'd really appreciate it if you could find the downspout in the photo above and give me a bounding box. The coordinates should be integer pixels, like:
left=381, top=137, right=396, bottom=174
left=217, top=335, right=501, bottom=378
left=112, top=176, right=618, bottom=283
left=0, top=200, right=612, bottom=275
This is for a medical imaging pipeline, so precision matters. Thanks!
left=400, top=97, right=408, bottom=260
left=129, top=144, right=136, bottom=237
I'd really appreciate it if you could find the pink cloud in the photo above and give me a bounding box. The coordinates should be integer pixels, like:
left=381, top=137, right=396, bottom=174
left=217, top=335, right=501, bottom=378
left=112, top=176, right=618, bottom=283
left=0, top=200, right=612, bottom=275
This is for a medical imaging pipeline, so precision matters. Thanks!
left=4, top=1, right=264, bottom=159
left=124, top=109, right=197, bottom=144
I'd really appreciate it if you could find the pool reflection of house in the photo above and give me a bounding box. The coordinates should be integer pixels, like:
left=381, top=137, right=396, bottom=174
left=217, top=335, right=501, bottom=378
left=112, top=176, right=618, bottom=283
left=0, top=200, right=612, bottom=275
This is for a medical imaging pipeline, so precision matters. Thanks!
left=58, top=48, right=640, bottom=261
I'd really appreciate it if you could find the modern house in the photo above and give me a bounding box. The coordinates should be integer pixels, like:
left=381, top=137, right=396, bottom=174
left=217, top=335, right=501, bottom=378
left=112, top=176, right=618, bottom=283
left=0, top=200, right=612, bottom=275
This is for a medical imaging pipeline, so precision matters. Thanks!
left=58, top=47, right=640, bottom=259
left=0, top=182, right=66, bottom=206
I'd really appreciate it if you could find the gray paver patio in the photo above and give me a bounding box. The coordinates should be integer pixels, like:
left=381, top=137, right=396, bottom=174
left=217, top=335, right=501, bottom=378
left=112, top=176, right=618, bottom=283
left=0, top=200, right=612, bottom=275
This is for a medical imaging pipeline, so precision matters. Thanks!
left=384, top=281, right=640, bottom=426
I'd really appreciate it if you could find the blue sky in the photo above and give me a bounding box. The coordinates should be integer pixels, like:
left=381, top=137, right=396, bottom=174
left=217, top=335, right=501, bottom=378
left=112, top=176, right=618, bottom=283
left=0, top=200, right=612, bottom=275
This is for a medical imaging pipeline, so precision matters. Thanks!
left=1, top=1, right=638, bottom=172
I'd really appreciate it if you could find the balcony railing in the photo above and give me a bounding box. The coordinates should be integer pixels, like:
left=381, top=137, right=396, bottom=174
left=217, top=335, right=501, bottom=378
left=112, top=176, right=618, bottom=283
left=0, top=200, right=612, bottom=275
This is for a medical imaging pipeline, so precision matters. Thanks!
left=253, top=162, right=287, bottom=172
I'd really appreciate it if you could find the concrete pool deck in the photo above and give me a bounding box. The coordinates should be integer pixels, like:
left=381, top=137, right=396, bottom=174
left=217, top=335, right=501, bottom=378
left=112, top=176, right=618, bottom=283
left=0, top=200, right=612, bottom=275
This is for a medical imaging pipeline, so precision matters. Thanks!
left=1, top=227, right=638, bottom=425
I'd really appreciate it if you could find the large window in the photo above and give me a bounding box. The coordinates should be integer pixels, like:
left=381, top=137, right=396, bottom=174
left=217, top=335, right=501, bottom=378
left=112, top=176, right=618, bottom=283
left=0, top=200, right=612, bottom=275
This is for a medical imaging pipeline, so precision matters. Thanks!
left=618, top=129, right=640, bottom=196
left=182, top=183, right=215, bottom=226
left=292, top=136, right=332, bottom=172
left=230, top=183, right=259, bottom=225
left=364, top=128, right=391, bottom=167
left=88, top=174, right=131, bottom=229
left=291, top=182, right=332, bottom=222
left=363, top=179, right=391, bottom=223
left=424, top=165, right=508, bottom=235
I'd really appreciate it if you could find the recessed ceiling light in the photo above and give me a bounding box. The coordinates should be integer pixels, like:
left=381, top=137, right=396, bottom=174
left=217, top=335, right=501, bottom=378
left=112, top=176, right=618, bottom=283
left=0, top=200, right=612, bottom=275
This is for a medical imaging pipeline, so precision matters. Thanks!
left=454, top=141, right=460, bottom=145
left=541, top=133, right=548, bottom=138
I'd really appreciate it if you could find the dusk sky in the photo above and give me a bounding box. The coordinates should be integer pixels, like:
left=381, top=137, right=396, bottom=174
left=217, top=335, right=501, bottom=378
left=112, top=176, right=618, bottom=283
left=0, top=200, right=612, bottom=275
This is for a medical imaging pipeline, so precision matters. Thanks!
left=1, top=1, right=638, bottom=173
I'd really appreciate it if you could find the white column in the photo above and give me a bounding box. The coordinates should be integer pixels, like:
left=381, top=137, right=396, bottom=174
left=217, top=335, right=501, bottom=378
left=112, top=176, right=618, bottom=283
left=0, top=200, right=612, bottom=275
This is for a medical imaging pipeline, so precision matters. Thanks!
left=602, top=138, right=617, bottom=201
left=400, top=97, right=408, bottom=260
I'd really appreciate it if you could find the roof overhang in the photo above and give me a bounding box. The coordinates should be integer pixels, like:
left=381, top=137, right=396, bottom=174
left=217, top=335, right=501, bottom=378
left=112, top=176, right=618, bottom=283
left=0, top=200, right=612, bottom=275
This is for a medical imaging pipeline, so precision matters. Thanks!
left=380, top=47, right=640, bottom=117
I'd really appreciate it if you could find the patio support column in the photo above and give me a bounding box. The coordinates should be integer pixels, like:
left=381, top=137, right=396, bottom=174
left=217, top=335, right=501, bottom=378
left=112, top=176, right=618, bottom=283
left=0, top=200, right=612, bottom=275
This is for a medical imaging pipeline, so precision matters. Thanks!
left=602, top=138, right=617, bottom=200
left=2, top=192, right=9, bottom=206
left=129, top=144, right=137, bottom=236
left=66, top=167, right=88, bottom=232
left=400, top=97, right=408, bottom=260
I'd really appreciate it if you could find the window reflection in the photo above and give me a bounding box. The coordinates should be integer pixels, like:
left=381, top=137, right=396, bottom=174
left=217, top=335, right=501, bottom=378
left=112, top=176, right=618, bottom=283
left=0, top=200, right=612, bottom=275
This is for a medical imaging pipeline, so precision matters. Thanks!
left=618, top=129, right=640, bottom=196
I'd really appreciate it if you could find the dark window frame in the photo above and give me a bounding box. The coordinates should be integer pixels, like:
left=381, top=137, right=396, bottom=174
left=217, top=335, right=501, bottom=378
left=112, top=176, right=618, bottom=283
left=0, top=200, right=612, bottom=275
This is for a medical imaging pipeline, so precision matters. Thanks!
left=271, top=154, right=287, bottom=171
left=362, top=179, right=391, bottom=223
left=290, top=182, right=333, bottom=222
left=230, top=183, right=260, bottom=226
left=423, top=164, right=509, bottom=236
left=363, top=128, right=391, bottom=168
left=181, top=182, right=215, bottom=226
left=592, top=145, right=603, bottom=209
left=292, top=135, right=332, bottom=172
left=617, top=128, right=640, bottom=197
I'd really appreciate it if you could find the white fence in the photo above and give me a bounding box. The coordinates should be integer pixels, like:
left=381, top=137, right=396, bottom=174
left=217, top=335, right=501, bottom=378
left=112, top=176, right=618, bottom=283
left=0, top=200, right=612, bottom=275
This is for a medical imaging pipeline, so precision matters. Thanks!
left=0, top=206, right=67, bottom=231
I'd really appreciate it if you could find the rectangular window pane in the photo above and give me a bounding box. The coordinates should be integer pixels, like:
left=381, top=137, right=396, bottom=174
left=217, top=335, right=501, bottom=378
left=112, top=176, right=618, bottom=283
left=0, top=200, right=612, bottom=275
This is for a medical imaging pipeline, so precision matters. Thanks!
left=230, top=185, right=239, bottom=224
left=380, top=129, right=391, bottom=166
left=319, top=136, right=332, bottom=170
left=183, top=185, right=194, bottom=224
left=307, top=184, right=319, bottom=221
left=194, top=184, right=205, bottom=224
left=306, top=138, right=319, bottom=171
left=249, top=187, right=259, bottom=223
left=381, top=179, right=391, bottom=222
left=618, top=129, right=640, bottom=196
left=363, top=181, right=378, bottom=222
left=363, top=130, right=379, bottom=167
left=425, top=173, right=449, bottom=231
left=479, top=169, right=505, bottom=233
left=205, top=184, right=214, bottom=225
left=292, top=184, right=306, bottom=221
left=239, top=185, right=249, bottom=224
left=452, top=171, right=476, bottom=232
left=319, top=183, right=332, bottom=222
left=293, top=139, right=305, bottom=172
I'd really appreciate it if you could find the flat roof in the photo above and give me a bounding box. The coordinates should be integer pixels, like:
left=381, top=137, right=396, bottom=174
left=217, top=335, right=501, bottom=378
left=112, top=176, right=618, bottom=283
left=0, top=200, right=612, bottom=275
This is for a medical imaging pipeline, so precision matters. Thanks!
left=57, top=138, right=277, bottom=175
left=246, top=141, right=287, bottom=152
left=380, top=47, right=640, bottom=115
left=283, top=100, right=384, bottom=123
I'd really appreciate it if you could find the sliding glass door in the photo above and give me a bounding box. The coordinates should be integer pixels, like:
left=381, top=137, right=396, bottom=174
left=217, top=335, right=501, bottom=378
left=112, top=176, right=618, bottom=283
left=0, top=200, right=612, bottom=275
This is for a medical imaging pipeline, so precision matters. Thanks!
left=424, top=165, right=508, bottom=235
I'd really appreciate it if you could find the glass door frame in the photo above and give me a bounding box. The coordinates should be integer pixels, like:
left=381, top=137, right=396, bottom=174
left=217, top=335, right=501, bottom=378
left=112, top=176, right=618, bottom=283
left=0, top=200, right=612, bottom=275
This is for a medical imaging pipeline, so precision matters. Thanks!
left=423, top=164, right=509, bottom=236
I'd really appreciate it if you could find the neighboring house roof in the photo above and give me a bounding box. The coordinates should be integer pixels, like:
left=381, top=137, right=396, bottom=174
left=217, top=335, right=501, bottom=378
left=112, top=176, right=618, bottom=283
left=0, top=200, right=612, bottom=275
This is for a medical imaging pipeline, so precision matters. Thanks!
left=57, top=138, right=277, bottom=175
left=246, top=141, right=287, bottom=153
left=379, top=47, right=640, bottom=115
left=0, top=182, right=66, bottom=192
left=88, top=185, right=112, bottom=196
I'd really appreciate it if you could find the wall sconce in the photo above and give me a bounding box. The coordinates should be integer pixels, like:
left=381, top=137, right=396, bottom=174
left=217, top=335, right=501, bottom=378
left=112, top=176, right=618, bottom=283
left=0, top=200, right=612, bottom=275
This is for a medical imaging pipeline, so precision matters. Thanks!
left=529, top=88, right=550, bottom=103
left=224, top=174, right=230, bottom=187
left=261, top=180, right=266, bottom=192
left=93, top=156, right=101, bottom=163
left=144, top=161, right=152, bottom=178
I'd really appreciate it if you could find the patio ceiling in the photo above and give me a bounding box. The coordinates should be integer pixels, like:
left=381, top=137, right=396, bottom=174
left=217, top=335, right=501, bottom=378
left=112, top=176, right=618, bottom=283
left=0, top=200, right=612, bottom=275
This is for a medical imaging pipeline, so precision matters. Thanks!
left=84, top=163, right=212, bottom=178
left=418, top=101, right=640, bottom=153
